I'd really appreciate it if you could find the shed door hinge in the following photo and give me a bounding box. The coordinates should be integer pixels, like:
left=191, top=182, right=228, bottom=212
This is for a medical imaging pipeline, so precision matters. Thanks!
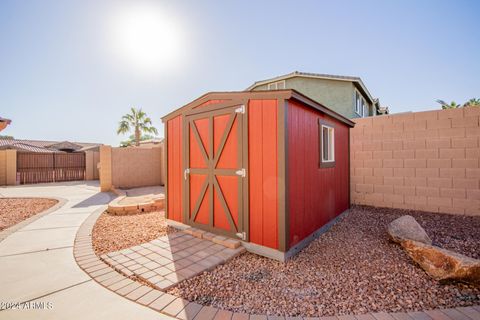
left=235, top=105, right=245, bottom=114
left=235, top=168, right=246, bottom=177
left=236, top=232, right=246, bottom=240
left=184, top=168, right=190, bottom=180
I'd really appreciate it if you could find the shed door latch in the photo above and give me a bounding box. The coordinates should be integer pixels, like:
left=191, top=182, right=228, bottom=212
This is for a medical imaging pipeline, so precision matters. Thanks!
left=184, top=168, right=190, bottom=180
left=236, top=232, right=246, bottom=240
left=235, top=168, right=246, bottom=177
left=235, top=105, right=245, bottom=114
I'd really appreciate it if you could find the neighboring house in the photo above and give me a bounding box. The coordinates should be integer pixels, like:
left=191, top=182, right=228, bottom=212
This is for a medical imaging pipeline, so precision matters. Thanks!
left=247, top=71, right=388, bottom=119
left=0, top=117, right=11, bottom=132
left=0, top=138, right=102, bottom=153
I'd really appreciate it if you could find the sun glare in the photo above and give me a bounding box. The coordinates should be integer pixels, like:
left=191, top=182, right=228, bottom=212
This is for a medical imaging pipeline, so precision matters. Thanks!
left=108, top=3, right=184, bottom=73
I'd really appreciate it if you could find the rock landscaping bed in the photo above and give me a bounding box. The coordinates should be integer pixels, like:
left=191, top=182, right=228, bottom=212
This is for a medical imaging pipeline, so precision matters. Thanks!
left=167, top=205, right=480, bottom=317
left=0, top=197, right=58, bottom=231
left=92, top=210, right=178, bottom=255
left=388, top=215, right=479, bottom=284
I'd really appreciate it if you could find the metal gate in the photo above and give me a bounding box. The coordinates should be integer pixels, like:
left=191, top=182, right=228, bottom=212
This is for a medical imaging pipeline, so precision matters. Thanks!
left=17, top=152, right=86, bottom=184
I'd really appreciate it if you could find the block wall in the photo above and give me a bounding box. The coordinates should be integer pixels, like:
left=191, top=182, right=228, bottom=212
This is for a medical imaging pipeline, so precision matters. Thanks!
left=5, top=150, right=16, bottom=185
left=0, top=150, right=6, bottom=185
left=99, top=145, right=164, bottom=192
left=111, top=147, right=163, bottom=189
left=85, top=150, right=100, bottom=180
left=0, top=150, right=17, bottom=186
left=350, top=107, right=480, bottom=215
left=99, top=146, right=113, bottom=192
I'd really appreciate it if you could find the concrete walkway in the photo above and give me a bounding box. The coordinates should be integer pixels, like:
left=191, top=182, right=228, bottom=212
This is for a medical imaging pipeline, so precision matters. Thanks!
left=0, top=181, right=170, bottom=320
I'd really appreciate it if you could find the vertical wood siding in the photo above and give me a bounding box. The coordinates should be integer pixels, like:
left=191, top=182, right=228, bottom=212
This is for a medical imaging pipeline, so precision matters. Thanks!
left=248, top=99, right=279, bottom=249
left=287, top=100, right=350, bottom=248
left=167, top=115, right=183, bottom=222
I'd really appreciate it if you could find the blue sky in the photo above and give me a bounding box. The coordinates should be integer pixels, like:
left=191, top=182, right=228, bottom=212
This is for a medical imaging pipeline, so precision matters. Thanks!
left=1, top=0, right=479, bottom=145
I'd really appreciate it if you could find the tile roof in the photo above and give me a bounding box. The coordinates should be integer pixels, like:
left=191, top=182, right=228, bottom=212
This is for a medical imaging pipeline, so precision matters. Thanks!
left=0, top=138, right=102, bottom=152
left=0, top=142, right=55, bottom=153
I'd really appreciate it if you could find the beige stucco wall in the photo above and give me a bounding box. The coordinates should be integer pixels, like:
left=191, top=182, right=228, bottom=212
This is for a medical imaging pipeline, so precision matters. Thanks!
left=111, top=147, right=162, bottom=189
left=137, top=142, right=162, bottom=148
left=99, top=145, right=164, bottom=191
left=85, top=150, right=100, bottom=180
left=0, top=150, right=6, bottom=185
left=252, top=77, right=372, bottom=118
left=350, top=107, right=480, bottom=215
left=99, top=146, right=113, bottom=192
left=0, top=150, right=17, bottom=186
left=159, top=143, right=166, bottom=187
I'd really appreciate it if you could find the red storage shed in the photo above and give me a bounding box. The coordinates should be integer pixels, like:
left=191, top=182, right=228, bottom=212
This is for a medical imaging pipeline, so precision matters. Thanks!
left=162, top=90, right=354, bottom=260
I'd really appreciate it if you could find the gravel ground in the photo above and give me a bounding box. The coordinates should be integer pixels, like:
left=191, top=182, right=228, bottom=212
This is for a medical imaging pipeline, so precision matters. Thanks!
left=92, top=210, right=178, bottom=255
left=0, top=198, right=58, bottom=231
left=168, top=205, right=480, bottom=317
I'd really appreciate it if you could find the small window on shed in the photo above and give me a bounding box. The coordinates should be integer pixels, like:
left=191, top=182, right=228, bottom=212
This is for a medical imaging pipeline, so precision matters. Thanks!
left=319, top=121, right=335, bottom=168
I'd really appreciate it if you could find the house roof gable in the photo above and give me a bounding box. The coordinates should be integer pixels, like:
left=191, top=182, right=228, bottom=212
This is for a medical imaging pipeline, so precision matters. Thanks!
left=45, top=141, right=83, bottom=151
left=246, top=71, right=375, bottom=104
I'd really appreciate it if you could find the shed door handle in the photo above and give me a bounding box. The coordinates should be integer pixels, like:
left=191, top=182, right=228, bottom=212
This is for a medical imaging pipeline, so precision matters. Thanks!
left=235, top=168, right=246, bottom=177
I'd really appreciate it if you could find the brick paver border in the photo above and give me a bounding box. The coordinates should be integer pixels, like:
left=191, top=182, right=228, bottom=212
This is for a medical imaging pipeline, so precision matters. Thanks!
left=74, top=208, right=480, bottom=320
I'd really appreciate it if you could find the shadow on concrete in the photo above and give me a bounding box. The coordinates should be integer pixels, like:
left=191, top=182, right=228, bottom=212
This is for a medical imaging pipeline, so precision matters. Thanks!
left=72, top=192, right=113, bottom=208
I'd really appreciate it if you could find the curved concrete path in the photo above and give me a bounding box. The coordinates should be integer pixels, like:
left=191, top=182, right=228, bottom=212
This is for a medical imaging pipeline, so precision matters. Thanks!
left=0, top=181, right=171, bottom=319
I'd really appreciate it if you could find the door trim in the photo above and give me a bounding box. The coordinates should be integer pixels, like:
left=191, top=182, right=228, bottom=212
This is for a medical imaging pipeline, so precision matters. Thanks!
left=183, top=100, right=249, bottom=240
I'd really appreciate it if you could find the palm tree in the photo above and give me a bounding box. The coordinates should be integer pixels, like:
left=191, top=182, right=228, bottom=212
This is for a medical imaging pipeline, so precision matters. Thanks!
left=117, top=108, right=158, bottom=146
left=435, top=99, right=461, bottom=109
left=464, top=98, right=480, bottom=107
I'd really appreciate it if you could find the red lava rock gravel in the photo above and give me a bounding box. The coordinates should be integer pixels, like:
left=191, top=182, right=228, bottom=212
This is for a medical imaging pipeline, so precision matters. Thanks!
left=168, top=205, right=480, bottom=317
left=92, top=210, right=178, bottom=255
left=0, top=197, right=58, bottom=231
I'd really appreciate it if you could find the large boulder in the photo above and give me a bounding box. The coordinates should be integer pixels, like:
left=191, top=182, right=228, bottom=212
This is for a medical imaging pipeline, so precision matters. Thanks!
left=401, top=240, right=480, bottom=284
left=388, top=215, right=432, bottom=245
